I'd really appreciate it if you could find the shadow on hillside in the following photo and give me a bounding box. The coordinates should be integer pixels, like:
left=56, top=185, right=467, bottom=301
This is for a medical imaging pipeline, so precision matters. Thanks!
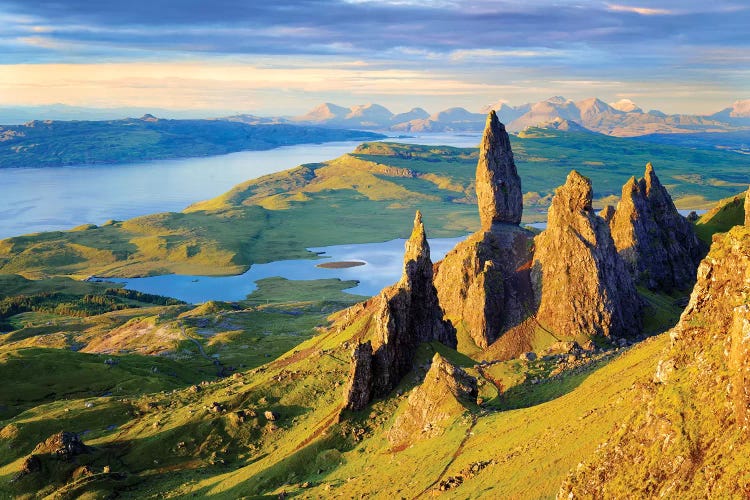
left=491, top=360, right=606, bottom=411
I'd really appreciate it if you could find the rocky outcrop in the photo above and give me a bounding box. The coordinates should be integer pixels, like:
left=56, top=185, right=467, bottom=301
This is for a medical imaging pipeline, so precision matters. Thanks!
left=387, top=353, right=477, bottom=448
left=560, top=224, right=750, bottom=497
left=32, top=432, right=88, bottom=461
left=532, top=170, right=641, bottom=339
left=609, top=163, right=703, bottom=290
left=745, top=186, right=750, bottom=226
left=476, top=110, right=523, bottom=228
left=434, top=227, right=534, bottom=349
left=342, top=212, right=456, bottom=411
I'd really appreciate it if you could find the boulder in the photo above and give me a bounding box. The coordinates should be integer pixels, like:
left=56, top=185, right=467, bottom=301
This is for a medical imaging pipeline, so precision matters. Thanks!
left=434, top=227, right=534, bottom=348
left=532, top=170, right=641, bottom=339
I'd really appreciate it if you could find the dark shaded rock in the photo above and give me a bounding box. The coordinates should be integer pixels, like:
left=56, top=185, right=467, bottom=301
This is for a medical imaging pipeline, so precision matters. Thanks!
left=532, top=170, right=641, bottom=339
left=387, top=353, right=477, bottom=447
left=19, top=455, right=41, bottom=475
left=342, top=341, right=373, bottom=411
left=209, top=402, right=226, bottom=413
left=609, top=163, right=703, bottom=291
left=476, top=111, right=523, bottom=228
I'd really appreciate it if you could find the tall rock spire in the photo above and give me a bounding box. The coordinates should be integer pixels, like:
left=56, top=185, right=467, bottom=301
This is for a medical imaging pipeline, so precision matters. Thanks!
left=532, top=170, right=641, bottom=339
left=476, top=110, right=523, bottom=228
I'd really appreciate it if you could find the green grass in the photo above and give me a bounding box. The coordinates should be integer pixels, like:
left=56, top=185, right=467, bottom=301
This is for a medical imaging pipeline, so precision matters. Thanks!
left=694, top=190, right=747, bottom=243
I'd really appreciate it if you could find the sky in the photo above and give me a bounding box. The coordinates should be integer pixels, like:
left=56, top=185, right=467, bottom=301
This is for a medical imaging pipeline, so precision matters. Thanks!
left=0, top=0, right=748, bottom=116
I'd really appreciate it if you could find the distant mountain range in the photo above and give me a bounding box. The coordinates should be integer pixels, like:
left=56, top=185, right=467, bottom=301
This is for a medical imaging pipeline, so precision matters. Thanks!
left=277, top=97, right=750, bottom=137
left=3, top=97, right=748, bottom=139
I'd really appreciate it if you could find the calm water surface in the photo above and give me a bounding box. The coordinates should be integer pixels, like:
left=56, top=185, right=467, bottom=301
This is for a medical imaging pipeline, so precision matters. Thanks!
left=0, top=133, right=480, bottom=239
left=107, top=236, right=467, bottom=303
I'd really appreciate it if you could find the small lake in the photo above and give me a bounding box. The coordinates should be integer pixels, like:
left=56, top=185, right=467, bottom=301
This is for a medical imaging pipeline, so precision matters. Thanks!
left=106, top=236, right=467, bottom=303
left=0, top=133, right=480, bottom=240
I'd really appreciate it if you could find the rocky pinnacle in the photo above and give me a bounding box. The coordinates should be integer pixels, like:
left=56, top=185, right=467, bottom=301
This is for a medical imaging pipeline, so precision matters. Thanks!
left=532, top=170, right=641, bottom=339
left=476, top=110, right=523, bottom=228
left=401, top=210, right=432, bottom=286
left=609, top=163, right=703, bottom=291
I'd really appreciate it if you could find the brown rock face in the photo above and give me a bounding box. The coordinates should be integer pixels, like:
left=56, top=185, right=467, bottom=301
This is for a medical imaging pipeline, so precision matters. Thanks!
left=342, top=212, right=456, bottom=411
left=560, top=225, right=750, bottom=498
left=532, top=170, right=641, bottom=339
left=476, top=110, right=523, bottom=228
left=609, top=163, right=703, bottom=290
left=434, top=227, right=534, bottom=349
left=387, top=353, right=477, bottom=448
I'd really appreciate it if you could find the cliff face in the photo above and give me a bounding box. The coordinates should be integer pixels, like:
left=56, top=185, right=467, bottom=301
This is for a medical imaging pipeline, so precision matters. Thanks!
left=609, top=163, right=703, bottom=291
left=387, top=353, right=477, bottom=449
left=342, top=212, right=456, bottom=411
left=532, top=170, right=641, bottom=339
left=560, top=222, right=750, bottom=498
left=475, top=110, right=523, bottom=228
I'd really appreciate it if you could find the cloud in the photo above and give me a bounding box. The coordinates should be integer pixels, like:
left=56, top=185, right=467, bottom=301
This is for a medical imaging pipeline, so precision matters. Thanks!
left=606, top=4, right=673, bottom=15
left=0, top=0, right=746, bottom=114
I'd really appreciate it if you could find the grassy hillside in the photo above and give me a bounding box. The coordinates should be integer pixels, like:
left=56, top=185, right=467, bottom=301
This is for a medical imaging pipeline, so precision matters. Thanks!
left=0, top=117, right=384, bottom=167
left=0, top=130, right=746, bottom=497
left=0, top=132, right=748, bottom=281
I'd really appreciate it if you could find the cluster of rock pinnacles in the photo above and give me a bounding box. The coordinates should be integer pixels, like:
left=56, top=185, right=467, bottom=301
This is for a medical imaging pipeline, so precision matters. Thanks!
left=342, top=110, right=706, bottom=412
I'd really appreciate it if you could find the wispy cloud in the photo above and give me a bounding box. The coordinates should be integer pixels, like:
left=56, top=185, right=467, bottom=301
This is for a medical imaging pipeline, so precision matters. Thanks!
left=606, top=4, right=674, bottom=15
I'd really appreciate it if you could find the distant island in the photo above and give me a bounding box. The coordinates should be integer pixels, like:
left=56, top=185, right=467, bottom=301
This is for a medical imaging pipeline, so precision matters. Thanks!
left=0, top=114, right=385, bottom=168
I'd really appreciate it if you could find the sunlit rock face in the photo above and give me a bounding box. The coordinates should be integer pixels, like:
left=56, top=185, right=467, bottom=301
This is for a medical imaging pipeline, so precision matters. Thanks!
left=532, top=170, right=641, bottom=339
